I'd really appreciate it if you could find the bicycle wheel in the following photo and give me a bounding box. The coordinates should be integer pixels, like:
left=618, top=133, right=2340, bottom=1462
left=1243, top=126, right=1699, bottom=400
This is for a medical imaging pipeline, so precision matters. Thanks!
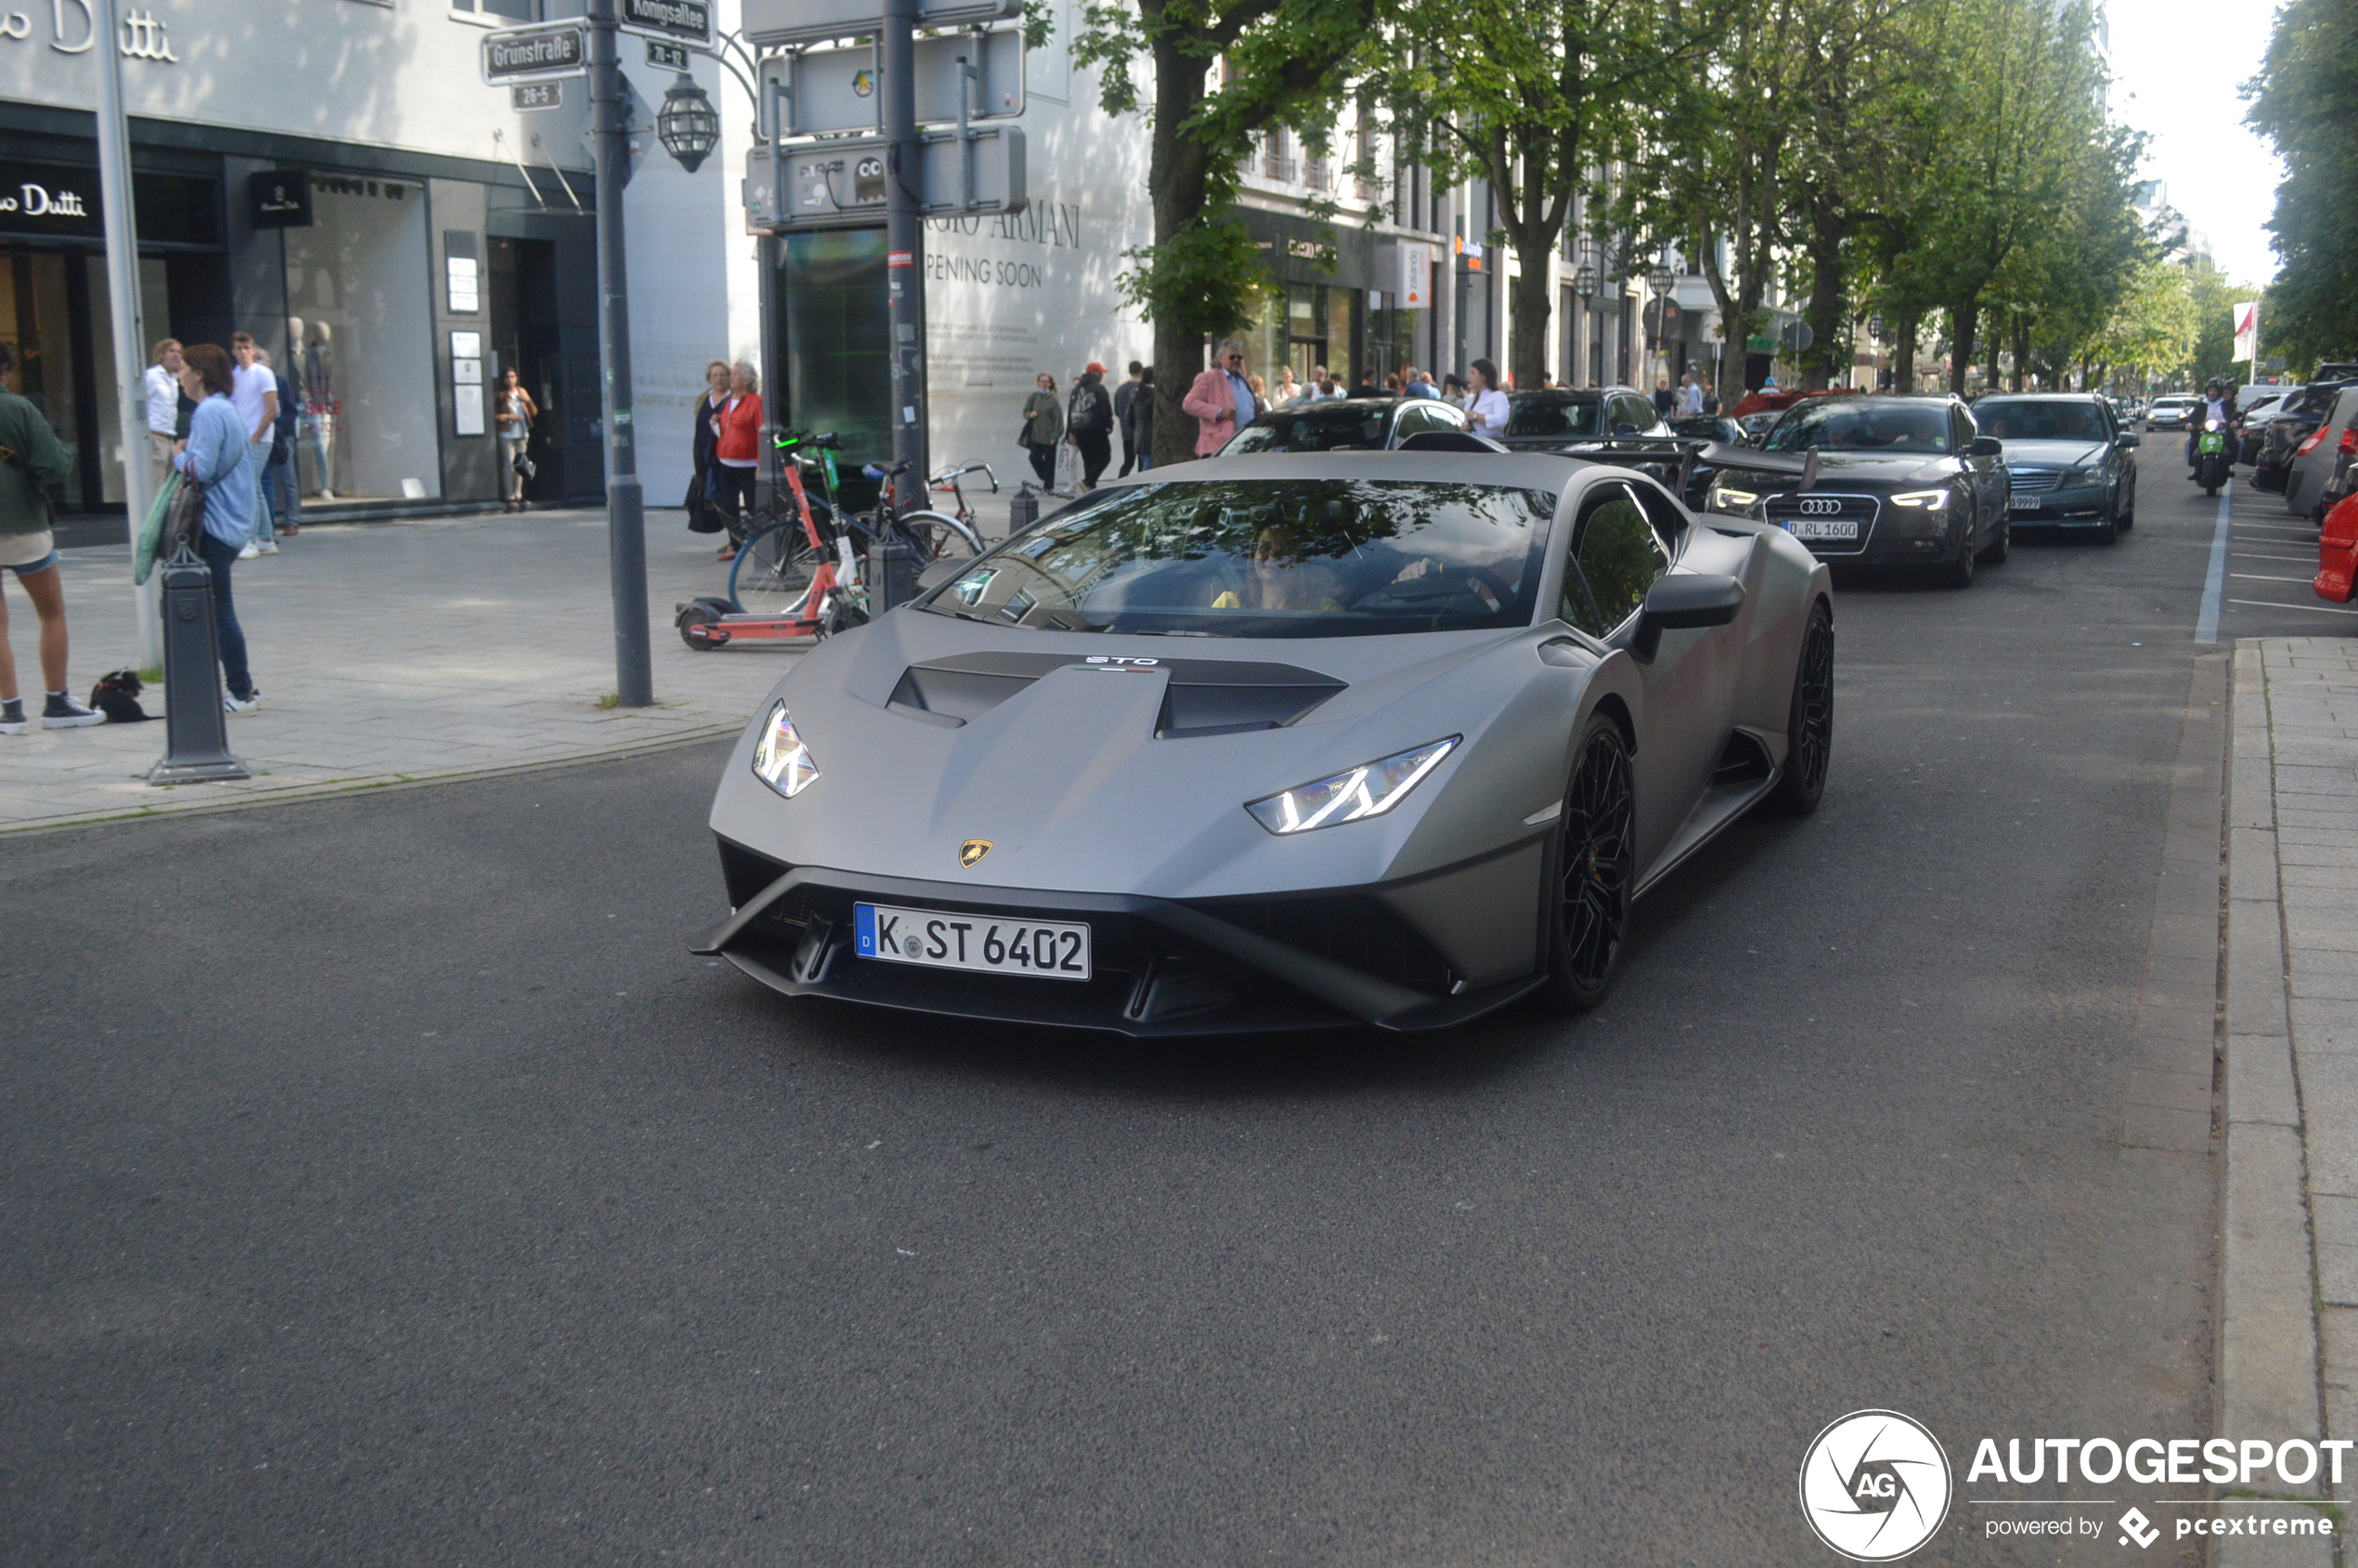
left=729, top=523, right=821, bottom=615
left=896, top=509, right=984, bottom=566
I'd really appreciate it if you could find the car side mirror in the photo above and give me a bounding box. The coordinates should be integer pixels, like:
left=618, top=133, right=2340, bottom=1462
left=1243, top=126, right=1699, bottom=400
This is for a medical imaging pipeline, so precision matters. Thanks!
left=2117, top=433, right=2141, bottom=448
left=1630, top=573, right=1745, bottom=661
left=1966, top=435, right=2003, bottom=458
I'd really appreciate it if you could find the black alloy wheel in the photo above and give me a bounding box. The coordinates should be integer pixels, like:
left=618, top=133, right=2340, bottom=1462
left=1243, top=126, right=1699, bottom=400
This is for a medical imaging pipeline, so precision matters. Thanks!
left=1539, top=716, right=1637, bottom=1013
left=1976, top=511, right=2012, bottom=564
left=2117, top=473, right=2136, bottom=530
left=1766, top=599, right=1834, bottom=816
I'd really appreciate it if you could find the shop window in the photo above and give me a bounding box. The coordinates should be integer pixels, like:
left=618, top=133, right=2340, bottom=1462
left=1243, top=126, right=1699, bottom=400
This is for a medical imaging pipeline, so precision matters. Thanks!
left=450, top=0, right=539, bottom=18
left=282, top=180, right=442, bottom=500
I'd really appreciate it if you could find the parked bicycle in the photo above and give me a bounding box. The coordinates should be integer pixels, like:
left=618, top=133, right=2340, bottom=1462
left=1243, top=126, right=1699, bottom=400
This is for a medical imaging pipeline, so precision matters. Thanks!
left=729, top=436, right=986, bottom=616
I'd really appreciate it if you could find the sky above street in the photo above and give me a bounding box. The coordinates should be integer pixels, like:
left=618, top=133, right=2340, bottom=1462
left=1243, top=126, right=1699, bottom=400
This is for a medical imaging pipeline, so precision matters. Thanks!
left=2106, top=0, right=2285, bottom=286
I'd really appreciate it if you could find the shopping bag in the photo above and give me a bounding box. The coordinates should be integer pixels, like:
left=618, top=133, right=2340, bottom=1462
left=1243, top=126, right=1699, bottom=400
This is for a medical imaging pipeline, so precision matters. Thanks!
left=134, top=472, right=178, bottom=587
left=1053, top=439, right=1082, bottom=496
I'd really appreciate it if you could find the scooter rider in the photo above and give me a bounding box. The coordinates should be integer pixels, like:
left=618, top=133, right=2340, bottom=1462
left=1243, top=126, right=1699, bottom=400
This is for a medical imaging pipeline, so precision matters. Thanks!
left=2188, top=377, right=2237, bottom=479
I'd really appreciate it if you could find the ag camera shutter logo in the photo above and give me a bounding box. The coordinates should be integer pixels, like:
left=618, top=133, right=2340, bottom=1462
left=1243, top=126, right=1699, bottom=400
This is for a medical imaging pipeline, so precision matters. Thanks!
left=1799, top=1410, right=1953, bottom=1561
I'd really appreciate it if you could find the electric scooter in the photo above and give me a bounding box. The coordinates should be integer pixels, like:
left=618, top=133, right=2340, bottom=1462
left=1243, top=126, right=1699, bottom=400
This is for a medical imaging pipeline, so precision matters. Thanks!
left=675, top=454, right=866, bottom=649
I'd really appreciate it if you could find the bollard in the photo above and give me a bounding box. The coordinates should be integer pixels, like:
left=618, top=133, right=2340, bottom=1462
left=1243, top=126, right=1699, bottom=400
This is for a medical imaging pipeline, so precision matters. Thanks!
left=867, top=533, right=919, bottom=615
left=148, top=550, right=249, bottom=784
left=1007, top=483, right=1040, bottom=535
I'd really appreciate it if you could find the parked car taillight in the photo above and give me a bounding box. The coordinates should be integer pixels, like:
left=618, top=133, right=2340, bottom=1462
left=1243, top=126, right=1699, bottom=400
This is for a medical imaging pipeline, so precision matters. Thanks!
left=2298, top=430, right=2327, bottom=457
left=2340, top=428, right=2358, bottom=456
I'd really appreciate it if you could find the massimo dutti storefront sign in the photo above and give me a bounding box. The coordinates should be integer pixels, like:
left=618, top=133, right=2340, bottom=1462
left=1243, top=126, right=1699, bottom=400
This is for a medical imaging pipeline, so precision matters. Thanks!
left=0, top=158, right=219, bottom=246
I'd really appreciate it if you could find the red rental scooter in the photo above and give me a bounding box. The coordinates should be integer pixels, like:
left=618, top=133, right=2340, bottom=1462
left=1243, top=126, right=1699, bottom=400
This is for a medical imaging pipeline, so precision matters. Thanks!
left=674, top=456, right=862, bottom=650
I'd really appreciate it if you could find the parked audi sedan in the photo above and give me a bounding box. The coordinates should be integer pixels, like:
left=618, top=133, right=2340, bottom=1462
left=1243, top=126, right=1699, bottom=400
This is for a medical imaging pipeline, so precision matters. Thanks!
left=1971, top=393, right=2137, bottom=542
left=1223, top=397, right=1470, bottom=455
left=1704, top=394, right=2011, bottom=586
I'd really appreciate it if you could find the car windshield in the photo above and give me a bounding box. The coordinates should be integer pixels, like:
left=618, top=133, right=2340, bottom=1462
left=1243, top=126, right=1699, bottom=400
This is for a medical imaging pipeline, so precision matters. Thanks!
left=914, top=478, right=1554, bottom=639
left=1226, top=408, right=1393, bottom=453
left=1765, top=401, right=1952, bottom=454
left=1972, top=400, right=2108, bottom=442
left=1505, top=395, right=1605, bottom=439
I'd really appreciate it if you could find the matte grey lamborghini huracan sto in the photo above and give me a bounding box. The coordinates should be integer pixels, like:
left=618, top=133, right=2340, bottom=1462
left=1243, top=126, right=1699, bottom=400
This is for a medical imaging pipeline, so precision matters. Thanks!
left=693, top=449, right=1834, bottom=1036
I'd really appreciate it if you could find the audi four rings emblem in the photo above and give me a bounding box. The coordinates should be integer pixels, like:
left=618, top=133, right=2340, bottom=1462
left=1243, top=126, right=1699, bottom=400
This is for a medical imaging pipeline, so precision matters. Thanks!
left=1799, top=498, right=1844, bottom=515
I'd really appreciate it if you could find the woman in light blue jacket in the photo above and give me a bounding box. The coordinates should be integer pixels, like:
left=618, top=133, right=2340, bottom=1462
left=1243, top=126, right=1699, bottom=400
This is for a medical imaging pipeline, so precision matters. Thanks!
left=173, top=343, right=260, bottom=711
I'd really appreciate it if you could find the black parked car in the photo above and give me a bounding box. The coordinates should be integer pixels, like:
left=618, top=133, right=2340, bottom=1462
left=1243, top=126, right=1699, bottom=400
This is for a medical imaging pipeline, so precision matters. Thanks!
left=1705, top=394, right=2012, bottom=586
left=1495, top=387, right=1671, bottom=450
left=1221, top=395, right=1470, bottom=454
left=1671, top=414, right=1749, bottom=446
left=1970, top=393, right=2138, bottom=542
left=2255, top=380, right=2357, bottom=494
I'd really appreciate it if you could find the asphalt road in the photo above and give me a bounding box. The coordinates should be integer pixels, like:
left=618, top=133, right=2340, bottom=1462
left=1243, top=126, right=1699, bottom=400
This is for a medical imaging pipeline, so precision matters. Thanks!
left=2, top=440, right=2298, bottom=1564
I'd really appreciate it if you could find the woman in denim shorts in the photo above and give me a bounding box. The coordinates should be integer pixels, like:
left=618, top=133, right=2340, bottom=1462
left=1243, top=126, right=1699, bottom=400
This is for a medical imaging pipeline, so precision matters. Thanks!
left=0, top=341, right=103, bottom=734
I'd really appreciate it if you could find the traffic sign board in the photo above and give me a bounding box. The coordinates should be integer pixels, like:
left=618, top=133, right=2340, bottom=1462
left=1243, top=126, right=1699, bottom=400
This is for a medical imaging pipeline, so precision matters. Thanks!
left=745, top=127, right=1025, bottom=229
left=482, top=21, right=589, bottom=84
left=619, top=0, right=713, bottom=47
left=646, top=37, right=692, bottom=70
left=769, top=30, right=1023, bottom=137
left=742, top=0, right=1020, bottom=47
left=512, top=81, right=564, bottom=111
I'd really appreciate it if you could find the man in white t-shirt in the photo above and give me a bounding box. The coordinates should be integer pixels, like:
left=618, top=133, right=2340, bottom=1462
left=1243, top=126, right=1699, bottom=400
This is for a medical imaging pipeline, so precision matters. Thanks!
left=142, top=339, right=183, bottom=492
left=229, top=332, right=280, bottom=557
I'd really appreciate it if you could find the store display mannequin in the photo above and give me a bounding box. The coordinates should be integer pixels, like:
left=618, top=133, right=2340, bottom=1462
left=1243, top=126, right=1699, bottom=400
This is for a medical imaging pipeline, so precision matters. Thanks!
left=292, top=317, right=337, bottom=498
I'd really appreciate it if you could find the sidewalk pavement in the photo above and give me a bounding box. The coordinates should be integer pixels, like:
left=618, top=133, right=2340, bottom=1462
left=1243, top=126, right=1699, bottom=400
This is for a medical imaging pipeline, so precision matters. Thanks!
left=0, top=510, right=806, bottom=834
left=2221, top=636, right=2358, bottom=1565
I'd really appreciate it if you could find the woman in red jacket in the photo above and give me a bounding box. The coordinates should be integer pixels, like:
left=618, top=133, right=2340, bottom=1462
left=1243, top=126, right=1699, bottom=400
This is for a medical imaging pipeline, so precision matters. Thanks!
left=711, top=360, right=763, bottom=562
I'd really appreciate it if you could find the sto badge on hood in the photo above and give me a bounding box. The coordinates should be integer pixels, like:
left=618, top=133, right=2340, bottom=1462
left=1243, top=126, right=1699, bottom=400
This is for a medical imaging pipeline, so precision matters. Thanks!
left=959, top=839, right=992, bottom=869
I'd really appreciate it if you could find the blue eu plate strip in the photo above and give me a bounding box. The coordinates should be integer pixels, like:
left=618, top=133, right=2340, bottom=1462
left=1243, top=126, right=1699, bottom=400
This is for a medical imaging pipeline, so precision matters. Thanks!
left=853, top=902, right=877, bottom=957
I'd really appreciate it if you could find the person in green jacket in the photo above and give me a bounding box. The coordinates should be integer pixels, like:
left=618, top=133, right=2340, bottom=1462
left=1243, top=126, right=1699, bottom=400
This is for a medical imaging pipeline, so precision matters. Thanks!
left=1019, top=372, right=1064, bottom=486
left=0, top=342, right=101, bottom=733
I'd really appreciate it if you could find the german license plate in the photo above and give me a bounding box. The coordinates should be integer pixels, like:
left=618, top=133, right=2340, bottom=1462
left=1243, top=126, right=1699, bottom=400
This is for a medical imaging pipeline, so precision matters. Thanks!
left=853, top=902, right=1092, bottom=980
left=1786, top=518, right=1859, bottom=540
left=2009, top=495, right=2042, bottom=512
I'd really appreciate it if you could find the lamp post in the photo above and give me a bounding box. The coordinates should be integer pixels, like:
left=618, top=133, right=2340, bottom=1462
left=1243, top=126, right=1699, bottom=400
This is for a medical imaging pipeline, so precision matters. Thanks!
left=91, top=0, right=161, bottom=667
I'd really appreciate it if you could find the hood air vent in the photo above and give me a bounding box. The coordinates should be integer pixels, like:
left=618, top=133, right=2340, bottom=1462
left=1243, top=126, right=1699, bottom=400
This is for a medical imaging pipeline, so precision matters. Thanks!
left=886, top=650, right=1345, bottom=734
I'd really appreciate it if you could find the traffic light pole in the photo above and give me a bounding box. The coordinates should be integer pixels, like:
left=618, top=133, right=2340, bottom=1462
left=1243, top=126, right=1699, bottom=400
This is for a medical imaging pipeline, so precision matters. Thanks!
left=588, top=0, right=654, bottom=708
left=91, top=0, right=162, bottom=668
left=882, top=0, right=928, bottom=508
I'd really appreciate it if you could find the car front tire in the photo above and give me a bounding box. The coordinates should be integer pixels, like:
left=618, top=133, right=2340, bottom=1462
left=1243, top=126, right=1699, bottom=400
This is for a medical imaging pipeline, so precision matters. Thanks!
left=1536, top=715, right=1636, bottom=1015
left=1937, top=517, right=1978, bottom=588
left=1766, top=600, right=1833, bottom=816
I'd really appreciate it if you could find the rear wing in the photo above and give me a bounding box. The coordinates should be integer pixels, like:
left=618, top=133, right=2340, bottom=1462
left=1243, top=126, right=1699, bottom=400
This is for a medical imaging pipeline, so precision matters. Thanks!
left=1551, top=437, right=1820, bottom=501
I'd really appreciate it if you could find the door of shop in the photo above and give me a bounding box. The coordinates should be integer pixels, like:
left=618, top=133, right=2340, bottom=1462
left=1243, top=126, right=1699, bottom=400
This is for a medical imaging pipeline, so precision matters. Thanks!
left=487, top=236, right=566, bottom=504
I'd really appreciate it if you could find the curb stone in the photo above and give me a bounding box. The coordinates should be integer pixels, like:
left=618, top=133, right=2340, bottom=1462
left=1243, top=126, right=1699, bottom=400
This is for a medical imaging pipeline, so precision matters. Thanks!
left=2217, top=642, right=2333, bottom=1567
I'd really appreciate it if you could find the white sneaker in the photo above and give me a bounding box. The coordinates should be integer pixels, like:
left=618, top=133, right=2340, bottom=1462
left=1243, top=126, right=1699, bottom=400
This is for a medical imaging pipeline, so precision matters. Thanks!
left=224, top=691, right=261, bottom=714
left=237, top=541, right=260, bottom=560
left=255, top=540, right=279, bottom=554
left=42, top=693, right=104, bottom=728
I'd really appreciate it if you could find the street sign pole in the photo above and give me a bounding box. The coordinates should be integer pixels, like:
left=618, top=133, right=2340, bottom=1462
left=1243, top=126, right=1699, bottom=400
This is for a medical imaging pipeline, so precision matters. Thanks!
left=883, top=0, right=927, bottom=508
left=587, top=0, right=654, bottom=707
left=91, top=0, right=161, bottom=667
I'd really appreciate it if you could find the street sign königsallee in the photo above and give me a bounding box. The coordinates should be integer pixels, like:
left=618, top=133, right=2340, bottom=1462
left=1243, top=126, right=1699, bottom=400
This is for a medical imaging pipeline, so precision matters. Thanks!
left=767, top=30, right=1023, bottom=137
left=741, top=0, right=1020, bottom=46
left=619, top=0, right=713, bottom=47
left=745, top=127, right=1024, bottom=230
left=481, top=21, right=589, bottom=84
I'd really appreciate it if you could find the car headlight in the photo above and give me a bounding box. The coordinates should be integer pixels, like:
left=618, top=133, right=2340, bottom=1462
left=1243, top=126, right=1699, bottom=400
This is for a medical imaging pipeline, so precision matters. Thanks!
left=1889, top=487, right=1950, bottom=508
left=1246, top=737, right=1459, bottom=835
left=750, top=702, right=820, bottom=797
left=1709, top=485, right=1759, bottom=510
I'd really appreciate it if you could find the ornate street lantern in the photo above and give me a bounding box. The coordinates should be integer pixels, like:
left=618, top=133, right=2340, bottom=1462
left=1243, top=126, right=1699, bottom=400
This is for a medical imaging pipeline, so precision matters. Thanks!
left=1648, top=264, right=1676, bottom=297
left=656, top=75, right=721, bottom=174
left=1573, top=263, right=1600, bottom=300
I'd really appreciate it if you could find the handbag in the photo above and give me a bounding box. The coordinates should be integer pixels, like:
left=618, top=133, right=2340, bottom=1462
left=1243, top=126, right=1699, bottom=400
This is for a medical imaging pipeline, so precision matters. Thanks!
left=162, top=469, right=208, bottom=559
left=685, top=469, right=722, bottom=533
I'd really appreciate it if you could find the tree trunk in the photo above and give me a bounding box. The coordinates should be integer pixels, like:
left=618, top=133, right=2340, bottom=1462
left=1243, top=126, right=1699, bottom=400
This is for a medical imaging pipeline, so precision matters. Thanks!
left=1147, top=26, right=1211, bottom=470
left=1892, top=306, right=1920, bottom=392
left=1509, top=266, right=1552, bottom=390
left=1985, top=317, right=2002, bottom=395
left=1800, top=198, right=1845, bottom=391
left=1949, top=298, right=1979, bottom=395
left=2010, top=315, right=2029, bottom=392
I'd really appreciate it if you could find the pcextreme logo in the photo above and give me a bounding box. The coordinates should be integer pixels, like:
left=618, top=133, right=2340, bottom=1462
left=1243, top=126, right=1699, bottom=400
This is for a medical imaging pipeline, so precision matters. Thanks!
left=1800, top=1410, right=1953, bottom=1562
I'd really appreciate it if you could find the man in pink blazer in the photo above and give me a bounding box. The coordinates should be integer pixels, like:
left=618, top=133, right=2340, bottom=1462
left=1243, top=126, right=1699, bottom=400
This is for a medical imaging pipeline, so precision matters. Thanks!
left=1182, top=339, right=1261, bottom=457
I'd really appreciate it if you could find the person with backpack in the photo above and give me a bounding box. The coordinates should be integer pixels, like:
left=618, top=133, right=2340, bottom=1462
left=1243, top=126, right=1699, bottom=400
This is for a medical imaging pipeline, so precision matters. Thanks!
left=1114, top=362, right=1146, bottom=477
left=1066, top=362, right=1115, bottom=490
left=0, top=341, right=102, bottom=733
left=1128, top=368, right=1156, bottom=473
